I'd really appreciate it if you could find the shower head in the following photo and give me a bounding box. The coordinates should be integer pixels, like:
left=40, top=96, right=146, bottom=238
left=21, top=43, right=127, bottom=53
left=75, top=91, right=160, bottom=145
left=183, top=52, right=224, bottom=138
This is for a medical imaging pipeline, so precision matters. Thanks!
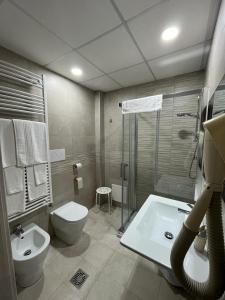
left=177, top=112, right=199, bottom=119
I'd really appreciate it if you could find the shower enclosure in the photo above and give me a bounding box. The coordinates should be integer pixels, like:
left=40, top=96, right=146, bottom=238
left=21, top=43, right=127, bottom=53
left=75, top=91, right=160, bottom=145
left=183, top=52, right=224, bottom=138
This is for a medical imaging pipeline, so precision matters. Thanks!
left=120, top=90, right=201, bottom=232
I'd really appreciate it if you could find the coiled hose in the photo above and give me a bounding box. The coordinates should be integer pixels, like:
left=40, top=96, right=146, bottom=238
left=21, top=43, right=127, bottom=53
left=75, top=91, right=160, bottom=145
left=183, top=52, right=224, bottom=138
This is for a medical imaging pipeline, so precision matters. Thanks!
left=171, top=192, right=225, bottom=299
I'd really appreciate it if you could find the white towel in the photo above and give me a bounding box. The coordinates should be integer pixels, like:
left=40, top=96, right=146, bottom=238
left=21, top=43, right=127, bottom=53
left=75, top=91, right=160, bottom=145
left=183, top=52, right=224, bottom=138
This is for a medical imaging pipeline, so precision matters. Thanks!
left=34, top=164, right=47, bottom=185
left=13, top=119, right=48, bottom=167
left=3, top=167, right=25, bottom=216
left=4, top=166, right=24, bottom=194
left=27, top=166, right=48, bottom=201
left=0, top=119, right=16, bottom=168
left=122, top=94, right=163, bottom=114
left=0, top=119, right=25, bottom=216
left=5, top=191, right=25, bottom=216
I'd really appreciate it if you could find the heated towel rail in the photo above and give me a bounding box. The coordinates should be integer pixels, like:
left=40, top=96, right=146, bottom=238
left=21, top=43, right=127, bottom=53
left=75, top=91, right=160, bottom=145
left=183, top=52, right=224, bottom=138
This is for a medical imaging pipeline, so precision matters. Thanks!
left=0, top=59, right=53, bottom=222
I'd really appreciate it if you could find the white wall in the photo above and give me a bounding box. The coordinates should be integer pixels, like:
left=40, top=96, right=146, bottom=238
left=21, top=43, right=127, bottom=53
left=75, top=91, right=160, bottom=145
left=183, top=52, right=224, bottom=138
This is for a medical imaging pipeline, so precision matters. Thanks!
left=205, top=0, right=225, bottom=103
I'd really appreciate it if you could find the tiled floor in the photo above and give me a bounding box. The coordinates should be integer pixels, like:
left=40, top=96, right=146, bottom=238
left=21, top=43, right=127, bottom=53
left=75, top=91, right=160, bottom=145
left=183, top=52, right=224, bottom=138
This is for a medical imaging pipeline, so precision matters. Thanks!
left=17, top=206, right=193, bottom=300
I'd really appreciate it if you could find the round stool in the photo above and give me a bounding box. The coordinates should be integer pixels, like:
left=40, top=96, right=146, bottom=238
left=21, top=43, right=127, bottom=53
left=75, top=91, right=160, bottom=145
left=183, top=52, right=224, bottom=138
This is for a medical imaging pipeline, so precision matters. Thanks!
left=96, top=187, right=112, bottom=214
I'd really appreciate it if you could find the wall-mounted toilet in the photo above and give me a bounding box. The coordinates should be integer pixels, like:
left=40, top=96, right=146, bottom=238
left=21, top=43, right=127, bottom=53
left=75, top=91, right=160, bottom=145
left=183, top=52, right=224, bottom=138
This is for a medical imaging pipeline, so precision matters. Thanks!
left=50, top=201, right=88, bottom=245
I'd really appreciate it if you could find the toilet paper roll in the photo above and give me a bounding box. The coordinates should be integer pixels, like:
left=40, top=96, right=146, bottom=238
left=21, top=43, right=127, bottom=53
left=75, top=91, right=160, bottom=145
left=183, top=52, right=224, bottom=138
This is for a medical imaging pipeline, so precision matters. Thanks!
left=76, top=177, right=83, bottom=189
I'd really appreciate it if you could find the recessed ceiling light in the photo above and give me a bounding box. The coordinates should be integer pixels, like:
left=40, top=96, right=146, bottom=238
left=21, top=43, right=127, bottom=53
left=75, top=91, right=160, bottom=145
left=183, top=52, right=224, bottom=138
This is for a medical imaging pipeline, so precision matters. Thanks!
left=161, top=27, right=179, bottom=41
left=71, top=67, right=83, bottom=76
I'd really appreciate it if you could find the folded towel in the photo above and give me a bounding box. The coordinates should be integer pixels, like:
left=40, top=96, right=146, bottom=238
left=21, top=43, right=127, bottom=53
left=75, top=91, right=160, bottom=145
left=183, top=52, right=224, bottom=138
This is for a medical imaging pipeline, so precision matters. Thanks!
left=13, top=119, right=48, bottom=167
left=0, top=119, right=25, bottom=216
left=4, top=166, right=24, bottom=194
left=6, top=192, right=25, bottom=216
left=0, top=119, right=16, bottom=168
left=27, top=166, right=48, bottom=201
left=3, top=167, right=25, bottom=216
left=34, top=164, right=47, bottom=186
left=122, top=94, right=162, bottom=114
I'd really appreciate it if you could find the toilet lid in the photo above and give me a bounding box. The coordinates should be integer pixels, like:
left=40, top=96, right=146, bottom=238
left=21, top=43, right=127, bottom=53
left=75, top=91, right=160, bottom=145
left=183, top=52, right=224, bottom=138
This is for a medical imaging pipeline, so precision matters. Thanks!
left=53, top=201, right=88, bottom=222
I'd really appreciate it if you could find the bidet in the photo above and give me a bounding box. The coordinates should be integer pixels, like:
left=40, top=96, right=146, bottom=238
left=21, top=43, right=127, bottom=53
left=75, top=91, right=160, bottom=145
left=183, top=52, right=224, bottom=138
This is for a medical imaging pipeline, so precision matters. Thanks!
left=11, top=223, right=50, bottom=287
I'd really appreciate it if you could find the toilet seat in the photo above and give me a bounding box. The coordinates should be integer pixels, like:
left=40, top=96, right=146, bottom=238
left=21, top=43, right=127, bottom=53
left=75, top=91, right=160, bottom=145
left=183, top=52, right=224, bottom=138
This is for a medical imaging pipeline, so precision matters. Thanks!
left=52, top=201, right=88, bottom=222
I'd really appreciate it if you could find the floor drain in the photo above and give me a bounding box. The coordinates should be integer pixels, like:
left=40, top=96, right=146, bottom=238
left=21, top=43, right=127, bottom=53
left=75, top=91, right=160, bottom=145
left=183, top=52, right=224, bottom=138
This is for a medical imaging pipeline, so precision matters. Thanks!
left=164, top=231, right=174, bottom=240
left=24, top=249, right=32, bottom=256
left=70, top=269, right=89, bottom=289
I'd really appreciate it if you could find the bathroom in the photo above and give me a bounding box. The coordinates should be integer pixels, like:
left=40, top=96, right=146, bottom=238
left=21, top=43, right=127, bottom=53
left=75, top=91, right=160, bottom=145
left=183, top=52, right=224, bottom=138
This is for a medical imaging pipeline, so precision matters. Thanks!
left=0, top=0, right=225, bottom=299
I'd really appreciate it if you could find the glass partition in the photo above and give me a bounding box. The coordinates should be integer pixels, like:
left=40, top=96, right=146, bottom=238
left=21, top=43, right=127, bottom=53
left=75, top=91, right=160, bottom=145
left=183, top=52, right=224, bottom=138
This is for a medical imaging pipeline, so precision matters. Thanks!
left=120, top=91, right=201, bottom=230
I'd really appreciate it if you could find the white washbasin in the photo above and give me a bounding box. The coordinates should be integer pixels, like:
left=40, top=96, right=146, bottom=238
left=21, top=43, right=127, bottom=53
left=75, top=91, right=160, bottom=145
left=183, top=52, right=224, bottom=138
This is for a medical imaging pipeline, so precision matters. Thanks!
left=11, top=223, right=50, bottom=287
left=120, top=194, right=209, bottom=284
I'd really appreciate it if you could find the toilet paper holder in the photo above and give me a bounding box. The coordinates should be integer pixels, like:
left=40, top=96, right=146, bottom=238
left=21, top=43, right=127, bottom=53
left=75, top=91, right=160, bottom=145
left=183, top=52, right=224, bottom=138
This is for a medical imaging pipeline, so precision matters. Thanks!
left=73, top=162, right=82, bottom=176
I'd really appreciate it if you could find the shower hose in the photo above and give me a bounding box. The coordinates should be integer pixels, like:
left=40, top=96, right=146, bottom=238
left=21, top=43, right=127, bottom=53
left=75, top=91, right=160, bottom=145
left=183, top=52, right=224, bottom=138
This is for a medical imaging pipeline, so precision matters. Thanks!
left=171, top=192, right=225, bottom=300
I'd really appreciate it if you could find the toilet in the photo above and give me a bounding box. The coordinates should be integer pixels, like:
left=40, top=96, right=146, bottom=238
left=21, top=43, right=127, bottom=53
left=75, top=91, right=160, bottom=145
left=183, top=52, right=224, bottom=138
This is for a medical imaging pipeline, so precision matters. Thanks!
left=50, top=201, right=88, bottom=245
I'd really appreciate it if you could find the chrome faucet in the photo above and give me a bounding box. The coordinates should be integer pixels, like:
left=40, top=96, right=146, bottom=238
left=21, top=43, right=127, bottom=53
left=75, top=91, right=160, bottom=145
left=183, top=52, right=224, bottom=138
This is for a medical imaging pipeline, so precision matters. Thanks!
left=14, top=224, right=24, bottom=238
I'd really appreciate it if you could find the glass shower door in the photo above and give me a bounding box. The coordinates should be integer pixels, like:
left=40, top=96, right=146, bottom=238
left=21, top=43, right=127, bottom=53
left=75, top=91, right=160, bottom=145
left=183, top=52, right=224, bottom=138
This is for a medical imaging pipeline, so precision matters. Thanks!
left=121, top=114, right=137, bottom=231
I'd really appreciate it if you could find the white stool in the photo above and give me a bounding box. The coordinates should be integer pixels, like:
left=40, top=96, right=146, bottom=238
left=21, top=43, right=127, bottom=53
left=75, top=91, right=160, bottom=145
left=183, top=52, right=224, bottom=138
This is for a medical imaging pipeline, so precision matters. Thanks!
left=96, top=187, right=112, bottom=214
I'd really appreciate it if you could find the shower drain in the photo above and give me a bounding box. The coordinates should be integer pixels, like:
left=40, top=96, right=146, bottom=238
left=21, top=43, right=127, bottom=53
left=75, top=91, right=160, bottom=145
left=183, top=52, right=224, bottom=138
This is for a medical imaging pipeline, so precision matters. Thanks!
left=70, top=269, right=89, bottom=289
left=164, top=231, right=174, bottom=240
left=23, top=249, right=32, bottom=256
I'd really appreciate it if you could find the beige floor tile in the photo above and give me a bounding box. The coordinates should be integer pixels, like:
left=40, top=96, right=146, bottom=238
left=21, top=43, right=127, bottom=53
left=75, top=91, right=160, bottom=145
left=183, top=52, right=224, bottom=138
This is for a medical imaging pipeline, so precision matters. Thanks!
left=84, top=218, right=112, bottom=240
left=83, top=241, right=113, bottom=269
left=43, top=244, right=61, bottom=268
left=105, top=212, right=121, bottom=230
left=89, top=205, right=121, bottom=230
left=86, top=274, right=125, bottom=300
left=17, top=266, right=64, bottom=300
left=126, top=259, right=162, bottom=300
left=116, top=243, right=139, bottom=261
left=84, top=214, right=98, bottom=231
left=49, top=283, right=81, bottom=300
left=158, top=279, right=193, bottom=300
left=53, top=232, right=93, bottom=258
left=88, top=208, right=106, bottom=222
left=99, top=226, right=121, bottom=250
left=136, top=257, right=160, bottom=276
left=46, top=250, right=82, bottom=279
left=121, top=289, right=141, bottom=300
left=101, top=251, right=137, bottom=286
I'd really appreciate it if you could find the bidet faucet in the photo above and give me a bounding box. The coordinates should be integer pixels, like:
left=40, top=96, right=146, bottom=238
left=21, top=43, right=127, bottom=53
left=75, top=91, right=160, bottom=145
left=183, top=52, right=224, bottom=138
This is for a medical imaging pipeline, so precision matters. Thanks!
left=14, top=224, right=24, bottom=238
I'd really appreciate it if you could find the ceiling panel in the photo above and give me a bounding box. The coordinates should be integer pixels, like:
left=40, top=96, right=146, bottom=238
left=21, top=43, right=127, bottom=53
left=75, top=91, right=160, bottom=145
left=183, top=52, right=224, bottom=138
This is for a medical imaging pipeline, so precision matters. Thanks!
left=79, top=26, right=143, bottom=73
left=82, top=75, right=121, bottom=92
left=46, top=51, right=103, bottom=82
left=128, top=0, right=213, bottom=60
left=114, top=0, right=165, bottom=20
left=110, top=62, right=154, bottom=87
left=149, top=43, right=208, bottom=80
left=0, top=1, right=71, bottom=65
left=12, top=0, right=121, bottom=48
